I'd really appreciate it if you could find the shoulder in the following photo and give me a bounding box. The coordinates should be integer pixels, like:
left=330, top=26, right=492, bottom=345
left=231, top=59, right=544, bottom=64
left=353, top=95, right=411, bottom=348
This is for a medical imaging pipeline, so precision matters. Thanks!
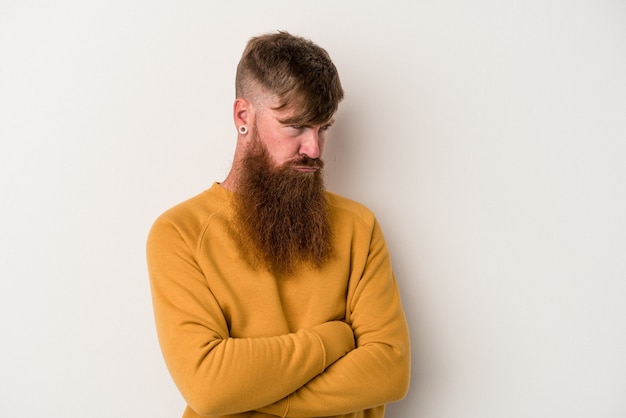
left=149, top=183, right=229, bottom=242
left=326, top=191, right=376, bottom=228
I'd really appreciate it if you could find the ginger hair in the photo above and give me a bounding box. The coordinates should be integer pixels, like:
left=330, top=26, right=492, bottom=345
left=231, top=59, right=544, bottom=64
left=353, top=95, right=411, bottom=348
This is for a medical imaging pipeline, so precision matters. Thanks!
left=235, top=31, right=344, bottom=125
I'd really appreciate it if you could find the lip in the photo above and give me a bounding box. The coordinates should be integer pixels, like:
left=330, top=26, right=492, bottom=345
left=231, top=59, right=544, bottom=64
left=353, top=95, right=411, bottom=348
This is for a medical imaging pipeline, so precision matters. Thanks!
left=292, top=166, right=319, bottom=172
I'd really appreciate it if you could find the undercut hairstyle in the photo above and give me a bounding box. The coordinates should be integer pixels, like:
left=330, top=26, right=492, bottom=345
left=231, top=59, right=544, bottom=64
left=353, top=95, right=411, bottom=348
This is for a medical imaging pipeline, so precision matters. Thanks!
left=235, top=31, right=344, bottom=126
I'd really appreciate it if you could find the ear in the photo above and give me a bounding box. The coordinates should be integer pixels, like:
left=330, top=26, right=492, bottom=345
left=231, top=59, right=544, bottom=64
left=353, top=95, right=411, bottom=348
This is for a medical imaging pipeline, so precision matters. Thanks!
left=233, top=97, right=251, bottom=131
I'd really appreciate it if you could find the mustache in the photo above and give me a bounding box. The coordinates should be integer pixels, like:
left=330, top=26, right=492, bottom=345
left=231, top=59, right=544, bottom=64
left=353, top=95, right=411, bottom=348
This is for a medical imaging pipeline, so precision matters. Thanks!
left=289, top=156, right=324, bottom=169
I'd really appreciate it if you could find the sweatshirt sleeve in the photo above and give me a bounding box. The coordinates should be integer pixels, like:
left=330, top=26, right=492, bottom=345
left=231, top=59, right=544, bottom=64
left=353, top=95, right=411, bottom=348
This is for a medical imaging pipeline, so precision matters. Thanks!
left=258, top=218, right=411, bottom=417
left=146, top=216, right=355, bottom=417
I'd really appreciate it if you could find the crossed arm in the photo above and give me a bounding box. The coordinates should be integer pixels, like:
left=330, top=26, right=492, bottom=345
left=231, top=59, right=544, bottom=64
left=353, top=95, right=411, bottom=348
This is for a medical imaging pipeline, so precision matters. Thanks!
left=147, top=217, right=410, bottom=417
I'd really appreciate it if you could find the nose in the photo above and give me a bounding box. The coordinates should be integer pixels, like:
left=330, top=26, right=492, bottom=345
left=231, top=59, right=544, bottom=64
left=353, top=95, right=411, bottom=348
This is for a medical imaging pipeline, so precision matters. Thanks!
left=298, top=129, right=321, bottom=159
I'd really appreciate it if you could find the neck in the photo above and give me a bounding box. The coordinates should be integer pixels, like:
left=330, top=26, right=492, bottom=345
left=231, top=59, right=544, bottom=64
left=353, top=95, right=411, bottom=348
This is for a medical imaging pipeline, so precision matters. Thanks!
left=221, top=169, right=241, bottom=192
left=222, top=143, right=247, bottom=192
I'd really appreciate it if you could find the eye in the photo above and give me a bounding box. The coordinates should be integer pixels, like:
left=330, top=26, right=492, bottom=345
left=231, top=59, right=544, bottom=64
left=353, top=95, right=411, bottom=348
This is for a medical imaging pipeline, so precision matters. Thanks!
left=287, top=125, right=305, bottom=135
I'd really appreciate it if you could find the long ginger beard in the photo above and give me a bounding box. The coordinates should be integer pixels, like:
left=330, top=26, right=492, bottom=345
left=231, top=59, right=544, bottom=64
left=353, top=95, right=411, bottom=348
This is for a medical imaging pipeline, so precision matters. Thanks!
left=232, top=128, right=333, bottom=278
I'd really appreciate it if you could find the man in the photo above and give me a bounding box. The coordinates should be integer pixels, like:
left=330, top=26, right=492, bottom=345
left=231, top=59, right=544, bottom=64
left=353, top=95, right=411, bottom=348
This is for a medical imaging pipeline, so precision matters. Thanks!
left=147, top=32, right=410, bottom=418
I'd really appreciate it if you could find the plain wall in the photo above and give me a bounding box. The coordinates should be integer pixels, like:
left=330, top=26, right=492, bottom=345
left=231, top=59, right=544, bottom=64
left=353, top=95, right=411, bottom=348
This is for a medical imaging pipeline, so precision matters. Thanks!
left=1, top=1, right=625, bottom=417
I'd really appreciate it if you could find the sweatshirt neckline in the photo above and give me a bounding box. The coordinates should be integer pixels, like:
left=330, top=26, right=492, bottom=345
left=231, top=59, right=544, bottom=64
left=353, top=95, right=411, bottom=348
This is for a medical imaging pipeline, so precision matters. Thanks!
left=210, top=182, right=234, bottom=201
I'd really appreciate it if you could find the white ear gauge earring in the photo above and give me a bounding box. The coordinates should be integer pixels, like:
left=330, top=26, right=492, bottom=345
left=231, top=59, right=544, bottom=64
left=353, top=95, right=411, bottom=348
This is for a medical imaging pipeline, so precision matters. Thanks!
left=238, top=125, right=248, bottom=135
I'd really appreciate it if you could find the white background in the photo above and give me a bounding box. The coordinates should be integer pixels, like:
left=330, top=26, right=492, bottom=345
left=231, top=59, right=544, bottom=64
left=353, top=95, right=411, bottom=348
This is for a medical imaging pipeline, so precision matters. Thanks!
left=1, top=1, right=625, bottom=417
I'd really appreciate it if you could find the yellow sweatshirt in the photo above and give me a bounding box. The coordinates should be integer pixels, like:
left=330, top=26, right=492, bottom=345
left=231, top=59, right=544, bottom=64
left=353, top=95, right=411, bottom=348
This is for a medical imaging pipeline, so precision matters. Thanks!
left=147, top=183, right=410, bottom=418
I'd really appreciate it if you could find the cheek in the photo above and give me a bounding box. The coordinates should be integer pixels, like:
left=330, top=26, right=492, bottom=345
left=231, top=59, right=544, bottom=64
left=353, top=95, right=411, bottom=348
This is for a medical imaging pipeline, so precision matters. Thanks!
left=319, top=137, right=327, bottom=155
left=266, top=138, right=298, bottom=164
left=281, top=138, right=303, bottom=157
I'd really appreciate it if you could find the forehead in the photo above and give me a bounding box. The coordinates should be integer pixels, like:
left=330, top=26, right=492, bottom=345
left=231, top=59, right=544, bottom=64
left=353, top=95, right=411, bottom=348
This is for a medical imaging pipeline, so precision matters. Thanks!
left=253, top=89, right=334, bottom=126
left=264, top=103, right=334, bottom=127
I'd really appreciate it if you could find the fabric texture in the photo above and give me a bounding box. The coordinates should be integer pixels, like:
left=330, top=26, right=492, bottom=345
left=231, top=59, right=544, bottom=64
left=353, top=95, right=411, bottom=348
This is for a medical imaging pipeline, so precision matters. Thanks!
left=147, top=183, right=410, bottom=418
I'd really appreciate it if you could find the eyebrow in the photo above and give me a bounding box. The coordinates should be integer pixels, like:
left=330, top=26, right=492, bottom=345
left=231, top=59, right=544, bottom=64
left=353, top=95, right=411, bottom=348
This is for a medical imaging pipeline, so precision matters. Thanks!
left=278, top=117, right=336, bottom=128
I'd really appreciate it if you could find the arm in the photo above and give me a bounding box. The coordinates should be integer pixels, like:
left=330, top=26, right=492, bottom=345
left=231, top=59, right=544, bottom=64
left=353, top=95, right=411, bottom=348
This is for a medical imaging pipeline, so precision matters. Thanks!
left=146, top=218, right=355, bottom=417
left=259, top=219, right=411, bottom=417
